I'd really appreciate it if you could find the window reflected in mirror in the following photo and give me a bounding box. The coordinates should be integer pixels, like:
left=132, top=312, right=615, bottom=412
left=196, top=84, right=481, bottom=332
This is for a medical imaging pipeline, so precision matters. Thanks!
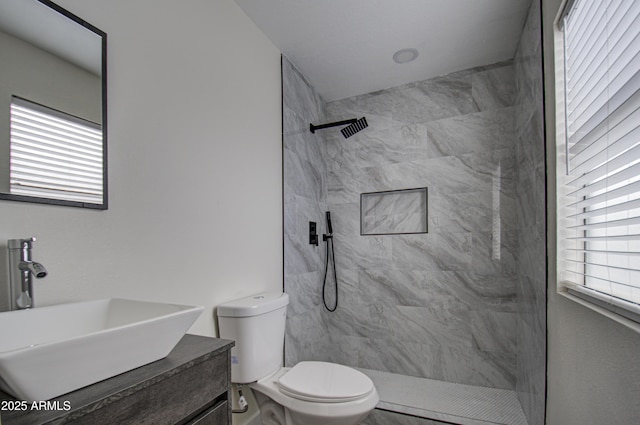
left=10, top=96, right=103, bottom=204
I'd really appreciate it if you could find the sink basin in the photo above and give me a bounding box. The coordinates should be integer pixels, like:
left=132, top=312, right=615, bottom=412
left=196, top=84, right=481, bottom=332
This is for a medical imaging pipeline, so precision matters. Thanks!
left=0, top=298, right=204, bottom=401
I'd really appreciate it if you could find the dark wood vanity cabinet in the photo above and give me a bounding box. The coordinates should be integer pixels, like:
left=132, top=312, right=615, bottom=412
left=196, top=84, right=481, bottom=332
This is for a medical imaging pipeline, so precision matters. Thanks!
left=0, top=335, right=234, bottom=425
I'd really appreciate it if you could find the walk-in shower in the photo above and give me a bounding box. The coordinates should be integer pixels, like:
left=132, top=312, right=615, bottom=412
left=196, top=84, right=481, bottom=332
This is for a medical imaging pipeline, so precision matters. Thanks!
left=282, top=2, right=545, bottom=424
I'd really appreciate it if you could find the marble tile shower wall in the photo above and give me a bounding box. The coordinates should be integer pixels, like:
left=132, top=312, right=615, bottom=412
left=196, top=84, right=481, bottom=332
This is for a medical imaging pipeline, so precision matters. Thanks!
left=322, top=63, right=518, bottom=389
left=513, top=1, right=546, bottom=424
left=282, top=57, right=333, bottom=366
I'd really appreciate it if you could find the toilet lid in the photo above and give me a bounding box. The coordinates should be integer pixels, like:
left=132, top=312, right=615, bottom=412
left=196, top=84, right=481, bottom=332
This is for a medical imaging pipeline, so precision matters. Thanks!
left=277, top=361, right=374, bottom=403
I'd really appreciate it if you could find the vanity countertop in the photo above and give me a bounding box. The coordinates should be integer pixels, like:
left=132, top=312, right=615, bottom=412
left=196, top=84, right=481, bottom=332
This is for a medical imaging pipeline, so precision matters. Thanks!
left=0, top=334, right=234, bottom=425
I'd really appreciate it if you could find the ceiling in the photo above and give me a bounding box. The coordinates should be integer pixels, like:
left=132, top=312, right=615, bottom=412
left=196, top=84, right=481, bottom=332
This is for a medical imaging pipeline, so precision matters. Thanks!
left=234, top=0, right=532, bottom=101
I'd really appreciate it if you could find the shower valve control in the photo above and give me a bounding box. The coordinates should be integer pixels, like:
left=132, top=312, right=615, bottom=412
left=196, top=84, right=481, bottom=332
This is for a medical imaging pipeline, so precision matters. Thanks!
left=309, top=221, right=318, bottom=246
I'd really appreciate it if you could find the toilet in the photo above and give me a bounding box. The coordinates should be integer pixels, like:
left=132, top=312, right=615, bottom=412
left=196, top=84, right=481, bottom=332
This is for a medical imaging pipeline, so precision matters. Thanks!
left=217, top=292, right=378, bottom=425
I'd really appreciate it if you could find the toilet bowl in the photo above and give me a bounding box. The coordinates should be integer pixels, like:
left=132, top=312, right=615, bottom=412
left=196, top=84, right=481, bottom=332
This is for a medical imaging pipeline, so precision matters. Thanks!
left=251, top=362, right=378, bottom=425
left=217, top=292, right=378, bottom=425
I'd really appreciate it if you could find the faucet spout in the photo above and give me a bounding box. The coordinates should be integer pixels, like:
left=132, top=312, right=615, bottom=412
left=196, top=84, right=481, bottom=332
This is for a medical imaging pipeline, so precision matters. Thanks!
left=19, top=261, right=48, bottom=278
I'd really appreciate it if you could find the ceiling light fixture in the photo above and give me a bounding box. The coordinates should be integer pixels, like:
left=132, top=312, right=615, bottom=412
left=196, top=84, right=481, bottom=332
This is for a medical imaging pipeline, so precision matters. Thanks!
left=393, top=48, right=419, bottom=64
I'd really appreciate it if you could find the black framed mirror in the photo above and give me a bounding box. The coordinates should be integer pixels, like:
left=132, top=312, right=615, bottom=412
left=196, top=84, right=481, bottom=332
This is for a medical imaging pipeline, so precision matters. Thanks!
left=0, top=0, right=107, bottom=209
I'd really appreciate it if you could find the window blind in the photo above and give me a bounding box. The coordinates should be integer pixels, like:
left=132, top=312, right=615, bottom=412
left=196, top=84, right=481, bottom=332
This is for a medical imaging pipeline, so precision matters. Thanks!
left=9, top=97, right=103, bottom=204
left=561, top=0, right=640, bottom=317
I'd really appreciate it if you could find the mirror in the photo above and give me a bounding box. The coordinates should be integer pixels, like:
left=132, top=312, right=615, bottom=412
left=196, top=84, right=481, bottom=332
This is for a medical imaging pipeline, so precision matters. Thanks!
left=0, top=0, right=107, bottom=209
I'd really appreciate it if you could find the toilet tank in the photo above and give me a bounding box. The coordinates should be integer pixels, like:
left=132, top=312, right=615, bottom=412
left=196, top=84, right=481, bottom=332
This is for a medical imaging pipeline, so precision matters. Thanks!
left=217, top=292, right=289, bottom=383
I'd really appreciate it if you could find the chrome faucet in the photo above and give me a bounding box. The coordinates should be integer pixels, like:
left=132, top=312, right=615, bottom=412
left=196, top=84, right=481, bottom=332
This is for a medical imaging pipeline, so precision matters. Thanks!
left=8, top=237, right=47, bottom=310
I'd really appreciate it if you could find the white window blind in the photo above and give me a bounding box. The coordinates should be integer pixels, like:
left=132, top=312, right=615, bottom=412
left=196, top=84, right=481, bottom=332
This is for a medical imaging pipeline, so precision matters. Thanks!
left=560, top=0, right=640, bottom=320
left=9, top=97, right=103, bottom=204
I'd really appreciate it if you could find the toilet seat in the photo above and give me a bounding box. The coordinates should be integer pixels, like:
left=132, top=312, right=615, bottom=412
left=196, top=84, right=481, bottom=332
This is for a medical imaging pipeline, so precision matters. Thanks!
left=277, top=361, right=374, bottom=403
left=250, top=364, right=379, bottom=425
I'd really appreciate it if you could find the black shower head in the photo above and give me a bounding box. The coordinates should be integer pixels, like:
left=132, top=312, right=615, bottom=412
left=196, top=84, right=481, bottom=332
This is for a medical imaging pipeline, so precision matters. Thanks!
left=340, top=117, right=368, bottom=138
left=309, top=117, right=369, bottom=138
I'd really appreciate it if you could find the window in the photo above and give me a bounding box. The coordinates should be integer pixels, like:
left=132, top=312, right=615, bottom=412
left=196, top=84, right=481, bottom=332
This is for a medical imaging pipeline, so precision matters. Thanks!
left=9, top=97, right=103, bottom=204
left=558, top=0, right=640, bottom=323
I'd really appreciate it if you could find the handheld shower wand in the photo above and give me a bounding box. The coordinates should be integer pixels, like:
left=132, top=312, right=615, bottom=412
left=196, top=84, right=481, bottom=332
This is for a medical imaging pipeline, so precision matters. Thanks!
left=325, top=211, right=333, bottom=237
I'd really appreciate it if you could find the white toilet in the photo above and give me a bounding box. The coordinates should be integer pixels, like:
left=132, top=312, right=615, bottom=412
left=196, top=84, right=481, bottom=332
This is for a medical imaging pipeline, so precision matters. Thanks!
left=217, top=292, right=378, bottom=425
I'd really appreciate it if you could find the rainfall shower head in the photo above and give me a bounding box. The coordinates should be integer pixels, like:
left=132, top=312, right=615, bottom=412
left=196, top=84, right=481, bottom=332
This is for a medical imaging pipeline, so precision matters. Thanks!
left=340, top=117, right=368, bottom=138
left=309, top=117, right=368, bottom=139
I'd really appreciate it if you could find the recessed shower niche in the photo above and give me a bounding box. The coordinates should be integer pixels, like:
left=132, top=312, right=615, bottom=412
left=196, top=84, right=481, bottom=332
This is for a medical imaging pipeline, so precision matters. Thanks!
left=360, top=187, right=428, bottom=235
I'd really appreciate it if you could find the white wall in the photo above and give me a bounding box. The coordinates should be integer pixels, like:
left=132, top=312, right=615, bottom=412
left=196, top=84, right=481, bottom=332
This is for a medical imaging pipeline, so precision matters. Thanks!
left=0, top=0, right=283, bottom=336
left=543, top=0, right=640, bottom=423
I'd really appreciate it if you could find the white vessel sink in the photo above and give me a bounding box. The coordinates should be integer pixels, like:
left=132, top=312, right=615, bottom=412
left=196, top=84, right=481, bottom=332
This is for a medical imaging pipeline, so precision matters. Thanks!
left=0, top=298, right=203, bottom=401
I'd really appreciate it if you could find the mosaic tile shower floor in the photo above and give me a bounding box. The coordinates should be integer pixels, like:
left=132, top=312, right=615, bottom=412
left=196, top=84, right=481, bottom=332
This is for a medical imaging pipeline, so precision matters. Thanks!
left=360, top=368, right=527, bottom=425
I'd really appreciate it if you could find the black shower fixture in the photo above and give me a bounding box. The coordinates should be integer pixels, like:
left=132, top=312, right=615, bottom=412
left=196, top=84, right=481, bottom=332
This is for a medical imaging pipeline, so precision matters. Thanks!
left=309, top=117, right=368, bottom=139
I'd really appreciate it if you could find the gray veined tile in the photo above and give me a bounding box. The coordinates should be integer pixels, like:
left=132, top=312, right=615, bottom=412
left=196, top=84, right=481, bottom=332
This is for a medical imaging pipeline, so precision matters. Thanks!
left=282, top=105, right=307, bottom=140
left=514, top=3, right=542, bottom=68
left=447, top=188, right=516, bottom=235
left=364, top=156, right=486, bottom=196
left=470, top=310, right=517, bottom=354
left=426, top=107, right=515, bottom=158
left=326, top=334, right=364, bottom=370
left=435, top=271, right=517, bottom=313
left=284, top=230, right=324, bottom=276
left=283, top=147, right=325, bottom=201
left=516, top=309, right=545, bottom=362
left=327, top=88, right=398, bottom=121
left=454, top=150, right=516, bottom=200
left=354, top=269, right=431, bottom=307
left=363, top=212, right=427, bottom=235
left=327, top=164, right=383, bottom=205
left=472, top=64, right=516, bottom=111
left=361, top=188, right=426, bottom=216
left=285, top=305, right=332, bottom=366
left=333, top=233, right=393, bottom=271
left=396, top=302, right=472, bottom=347
left=470, top=231, right=516, bottom=275
left=284, top=271, right=324, bottom=316
left=514, top=185, right=543, bottom=234
left=353, top=337, right=445, bottom=380
left=290, top=195, right=330, bottom=239
left=390, top=74, right=478, bottom=123
left=514, top=109, right=545, bottom=174
left=344, top=121, right=430, bottom=167
left=354, top=302, right=468, bottom=351
left=514, top=52, right=543, bottom=113
left=282, top=56, right=325, bottom=123
left=325, top=201, right=359, bottom=235
left=285, top=331, right=331, bottom=366
left=285, top=118, right=330, bottom=179
left=391, top=233, right=472, bottom=271
left=515, top=229, right=545, bottom=283
left=429, top=191, right=494, bottom=234
left=283, top=189, right=298, bottom=240
left=326, top=299, right=472, bottom=348
left=440, top=345, right=516, bottom=390
left=286, top=305, right=328, bottom=340
left=326, top=268, right=359, bottom=305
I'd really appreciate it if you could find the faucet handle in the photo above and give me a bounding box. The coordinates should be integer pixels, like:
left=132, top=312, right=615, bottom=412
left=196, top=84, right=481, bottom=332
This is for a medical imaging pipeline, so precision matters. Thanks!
left=8, top=237, right=36, bottom=250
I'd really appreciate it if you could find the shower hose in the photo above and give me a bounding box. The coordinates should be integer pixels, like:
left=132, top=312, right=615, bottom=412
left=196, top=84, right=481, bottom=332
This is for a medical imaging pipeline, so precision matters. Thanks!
left=323, top=233, right=338, bottom=311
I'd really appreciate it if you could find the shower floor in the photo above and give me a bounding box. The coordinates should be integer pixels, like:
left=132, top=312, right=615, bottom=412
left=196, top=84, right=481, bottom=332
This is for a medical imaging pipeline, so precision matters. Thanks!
left=358, top=368, right=528, bottom=425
